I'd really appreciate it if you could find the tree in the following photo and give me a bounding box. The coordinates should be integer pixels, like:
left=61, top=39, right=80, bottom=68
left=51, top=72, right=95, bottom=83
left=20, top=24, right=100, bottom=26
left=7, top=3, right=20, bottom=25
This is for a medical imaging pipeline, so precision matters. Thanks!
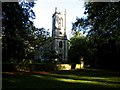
left=2, top=1, right=51, bottom=64
left=2, top=2, right=35, bottom=63
left=29, top=27, right=50, bottom=52
left=72, top=2, right=120, bottom=69
left=68, top=31, right=93, bottom=65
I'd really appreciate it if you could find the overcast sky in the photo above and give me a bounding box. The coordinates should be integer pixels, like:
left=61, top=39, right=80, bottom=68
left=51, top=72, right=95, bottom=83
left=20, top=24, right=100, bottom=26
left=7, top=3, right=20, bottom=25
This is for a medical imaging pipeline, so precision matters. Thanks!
left=32, top=0, right=86, bottom=39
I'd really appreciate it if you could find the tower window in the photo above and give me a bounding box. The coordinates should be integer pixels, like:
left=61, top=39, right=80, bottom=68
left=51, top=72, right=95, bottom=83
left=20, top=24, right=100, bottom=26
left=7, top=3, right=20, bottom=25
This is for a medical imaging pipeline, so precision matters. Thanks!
left=59, top=41, right=62, bottom=48
left=60, top=50, right=61, bottom=52
left=59, top=54, right=62, bottom=61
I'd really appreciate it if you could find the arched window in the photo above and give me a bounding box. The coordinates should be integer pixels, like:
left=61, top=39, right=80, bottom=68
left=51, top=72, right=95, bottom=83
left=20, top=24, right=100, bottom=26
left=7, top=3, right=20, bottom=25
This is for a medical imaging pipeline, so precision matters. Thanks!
left=59, top=41, right=62, bottom=48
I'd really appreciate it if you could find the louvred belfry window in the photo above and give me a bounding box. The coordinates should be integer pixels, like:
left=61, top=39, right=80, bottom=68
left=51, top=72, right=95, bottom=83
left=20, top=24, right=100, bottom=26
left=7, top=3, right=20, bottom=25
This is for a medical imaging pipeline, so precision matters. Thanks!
left=59, top=41, right=62, bottom=48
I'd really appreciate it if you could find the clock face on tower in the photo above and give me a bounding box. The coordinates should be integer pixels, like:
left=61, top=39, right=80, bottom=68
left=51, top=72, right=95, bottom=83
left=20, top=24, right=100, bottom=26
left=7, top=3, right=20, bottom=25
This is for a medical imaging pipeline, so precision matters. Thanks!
left=56, top=15, right=63, bottom=30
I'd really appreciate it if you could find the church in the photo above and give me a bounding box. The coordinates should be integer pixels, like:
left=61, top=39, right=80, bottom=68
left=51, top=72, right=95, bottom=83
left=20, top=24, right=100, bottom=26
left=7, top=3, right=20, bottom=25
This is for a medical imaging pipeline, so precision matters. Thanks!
left=35, top=8, right=68, bottom=63
left=51, top=8, right=68, bottom=62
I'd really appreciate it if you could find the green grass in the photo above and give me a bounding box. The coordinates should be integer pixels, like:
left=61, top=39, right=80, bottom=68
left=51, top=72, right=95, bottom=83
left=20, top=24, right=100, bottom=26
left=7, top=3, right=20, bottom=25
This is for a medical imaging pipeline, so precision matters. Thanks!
left=2, top=69, right=120, bottom=89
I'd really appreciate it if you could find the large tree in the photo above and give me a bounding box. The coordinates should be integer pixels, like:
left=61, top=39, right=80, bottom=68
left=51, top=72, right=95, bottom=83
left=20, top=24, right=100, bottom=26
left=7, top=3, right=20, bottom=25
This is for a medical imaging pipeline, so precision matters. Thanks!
left=72, top=2, right=120, bottom=69
left=2, top=2, right=35, bottom=63
left=68, top=31, right=94, bottom=65
left=2, top=1, right=51, bottom=64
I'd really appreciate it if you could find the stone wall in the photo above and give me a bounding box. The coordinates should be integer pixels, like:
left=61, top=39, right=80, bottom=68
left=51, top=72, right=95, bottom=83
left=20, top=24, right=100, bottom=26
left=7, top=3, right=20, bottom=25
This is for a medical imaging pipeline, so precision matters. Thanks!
left=30, top=63, right=84, bottom=71
left=2, top=63, right=84, bottom=72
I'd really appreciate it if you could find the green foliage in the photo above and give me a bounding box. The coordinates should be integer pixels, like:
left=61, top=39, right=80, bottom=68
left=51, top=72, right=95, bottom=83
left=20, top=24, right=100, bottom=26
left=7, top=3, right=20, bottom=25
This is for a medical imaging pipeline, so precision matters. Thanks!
left=72, top=2, right=120, bottom=69
left=2, top=2, right=50, bottom=64
left=68, top=31, right=94, bottom=65
left=2, top=2, right=34, bottom=63
left=85, top=2, right=120, bottom=43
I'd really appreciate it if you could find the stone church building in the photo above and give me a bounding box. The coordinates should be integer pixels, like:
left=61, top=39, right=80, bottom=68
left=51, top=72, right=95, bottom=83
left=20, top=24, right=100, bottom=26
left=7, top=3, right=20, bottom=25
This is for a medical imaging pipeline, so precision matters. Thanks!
left=52, top=8, right=68, bottom=62
left=35, top=8, right=68, bottom=63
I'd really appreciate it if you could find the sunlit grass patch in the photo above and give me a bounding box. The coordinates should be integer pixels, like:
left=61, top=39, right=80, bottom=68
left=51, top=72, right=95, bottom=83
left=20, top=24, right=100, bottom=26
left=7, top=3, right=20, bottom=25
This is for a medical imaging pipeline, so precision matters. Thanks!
left=32, top=74, right=120, bottom=88
left=2, top=69, right=120, bottom=89
left=41, top=73, right=120, bottom=83
left=55, top=77, right=120, bottom=88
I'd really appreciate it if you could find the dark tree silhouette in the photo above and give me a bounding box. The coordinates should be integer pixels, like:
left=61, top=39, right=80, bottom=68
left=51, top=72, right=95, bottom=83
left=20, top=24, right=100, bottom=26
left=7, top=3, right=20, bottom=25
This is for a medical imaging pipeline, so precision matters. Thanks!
left=72, top=2, right=120, bottom=69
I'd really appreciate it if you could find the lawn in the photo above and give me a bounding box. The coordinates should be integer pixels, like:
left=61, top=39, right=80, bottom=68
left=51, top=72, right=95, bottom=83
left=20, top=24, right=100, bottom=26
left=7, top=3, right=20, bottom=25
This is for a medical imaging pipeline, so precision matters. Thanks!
left=2, top=69, right=120, bottom=89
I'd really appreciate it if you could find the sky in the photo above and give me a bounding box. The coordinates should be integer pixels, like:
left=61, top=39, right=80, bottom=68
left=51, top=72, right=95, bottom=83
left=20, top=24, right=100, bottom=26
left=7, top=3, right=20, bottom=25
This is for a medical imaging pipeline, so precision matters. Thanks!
left=32, top=0, right=86, bottom=39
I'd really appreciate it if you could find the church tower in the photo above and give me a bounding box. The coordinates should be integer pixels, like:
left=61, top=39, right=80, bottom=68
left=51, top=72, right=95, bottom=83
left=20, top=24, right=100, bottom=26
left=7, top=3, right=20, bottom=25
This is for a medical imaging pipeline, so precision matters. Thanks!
left=52, top=8, right=68, bottom=62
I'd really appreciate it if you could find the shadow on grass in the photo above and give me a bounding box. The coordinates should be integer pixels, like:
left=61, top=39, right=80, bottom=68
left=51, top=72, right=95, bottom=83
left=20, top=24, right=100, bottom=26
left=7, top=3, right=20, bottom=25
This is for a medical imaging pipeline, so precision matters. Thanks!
left=2, top=69, right=120, bottom=89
